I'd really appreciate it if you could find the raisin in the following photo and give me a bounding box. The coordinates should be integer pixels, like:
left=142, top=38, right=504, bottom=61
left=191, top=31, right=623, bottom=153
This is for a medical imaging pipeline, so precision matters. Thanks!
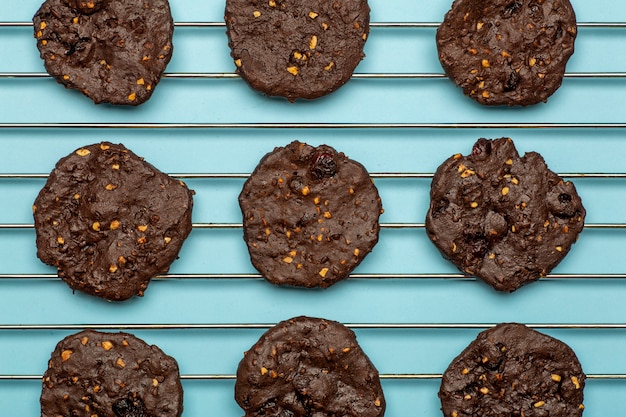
left=483, top=358, right=503, bottom=371
left=432, top=198, right=450, bottom=218
left=113, top=396, right=147, bottom=417
left=66, top=37, right=90, bottom=56
left=558, top=193, right=572, bottom=204
left=504, top=71, right=519, bottom=92
left=502, top=0, right=522, bottom=18
left=310, top=152, right=337, bottom=179
left=529, top=2, right=544, bottom=21
left=471, top=138, right=492, bottom=161
left=547, top=189, right=578, bottom=219
left=296, top=390, right=314, bottom=414
left=464, top=227, right=488, bottom=260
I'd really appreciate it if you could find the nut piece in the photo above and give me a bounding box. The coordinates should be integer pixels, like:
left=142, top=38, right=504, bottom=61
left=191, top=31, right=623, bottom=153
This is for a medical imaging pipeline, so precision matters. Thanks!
left=61, top=350, right=73, bottom=361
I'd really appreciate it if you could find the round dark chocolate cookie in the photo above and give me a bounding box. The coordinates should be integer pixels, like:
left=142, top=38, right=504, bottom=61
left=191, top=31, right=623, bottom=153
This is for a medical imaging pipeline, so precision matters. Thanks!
left=41, top=329, right=183, bottom=417
left=224, top=0, right=370, bottom=101
left=439, top=323, right=585, bottom=417
left=33, top=142, right=194, bottom=301
left=425, top=138, right=585, bottom=292
left=235, top=316, right=386, bottom=417
left=33, top=0, right=174, bottom=105
left=436, top=0, right=577, bottom=106
left=239, top=141, right=382, bottom=288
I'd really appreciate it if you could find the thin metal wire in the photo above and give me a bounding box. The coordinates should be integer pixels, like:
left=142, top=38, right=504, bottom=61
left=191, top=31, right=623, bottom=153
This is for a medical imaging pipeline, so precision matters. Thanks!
left=3, top=322, right=626, bottom=331
left=2, top=71, right=626, bottom=79
left=0, top=222, right=624, bottom=229
left=1, top=122, right=626, bottom=129
left=1, top=372, right=624, bottom=381
left=1, top=273, right=625, bottom=280
left=2, top=21, right=626, bottom=28
left=1, top=172, right=626, bottom=179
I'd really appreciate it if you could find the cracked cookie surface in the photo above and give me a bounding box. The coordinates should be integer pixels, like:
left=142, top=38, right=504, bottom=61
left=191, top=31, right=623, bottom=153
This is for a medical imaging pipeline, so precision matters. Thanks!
left=426, top=138, right=585, bottom=292
left=439, top=323, right=585, bottom=417
left=41, top=329, right=183, bottom=417
left=436, top=0, right=577, bottom=106
left=239, top=141, right=382, bottom=288
left=225, top=0, right=369, bottom=101
left=33, top=0, right=173, bottom=105
left=33, top=142, right=194, bottom=301
left=235, top=316, right=385, bottom=417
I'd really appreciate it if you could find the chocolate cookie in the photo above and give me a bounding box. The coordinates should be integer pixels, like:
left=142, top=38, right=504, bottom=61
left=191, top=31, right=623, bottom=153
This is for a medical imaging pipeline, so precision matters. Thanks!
left=33, top=142, right=194, bottom=301
left=439, top=323, right=585, bottom=417
left=224, top=0, right=370, bottom=101
left=33, top=0, right=174, bottom=105
left=41, top=329, right=183, bottom=417
left=239, top=141, right=382, bottom=288
left=235, top=316, right=386, bottom=417
left=436, top=0, right=577, bottom=106
left=425, top=138, right=585, bottom=292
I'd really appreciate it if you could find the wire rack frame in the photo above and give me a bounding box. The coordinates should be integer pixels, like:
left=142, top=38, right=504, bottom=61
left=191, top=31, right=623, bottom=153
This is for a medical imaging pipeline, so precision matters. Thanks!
left=1, top=14, right=626, bottom=416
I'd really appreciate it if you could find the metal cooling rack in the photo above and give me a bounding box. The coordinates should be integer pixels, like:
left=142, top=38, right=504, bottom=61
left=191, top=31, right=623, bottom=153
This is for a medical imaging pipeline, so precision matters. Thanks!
left=1, top=3, right=626, bottom=416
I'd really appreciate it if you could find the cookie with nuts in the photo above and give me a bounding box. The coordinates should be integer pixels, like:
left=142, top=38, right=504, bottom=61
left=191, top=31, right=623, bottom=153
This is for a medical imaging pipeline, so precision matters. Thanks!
left=239, top=141, right=382, bottom=288
left=33, top=142, right=194, bottom=301
left=33, top=0, right=174, bottom=105
left=436, top=0, right=577, bottom=106
left=439, top=322, right=585, bottom=417
left=41, top=329, right=183, bottom=417
left=235, top=316, right=386, bottom=417
left=425, top=138, right=585, bottom=292
left=224, top=0, right=370, bottom=101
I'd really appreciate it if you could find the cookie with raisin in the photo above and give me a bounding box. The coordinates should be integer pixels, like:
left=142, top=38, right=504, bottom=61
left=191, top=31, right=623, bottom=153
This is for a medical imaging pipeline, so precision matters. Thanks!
left=436, top=0, right=577, bottom=106
left=41, top=329, right=183, bottom=417
left=33, top=142, right=194, bottom=301
left=239, top=141, right=382, bottom=288
left=439, top=323, right=585, bottom=417
left=235, top=316, right=385, bottom=417
left=33, top=0, right=174, bottom=105
left=425, top=138, right=585, bottom=292
left=225, top=0, right=370, bottom=101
